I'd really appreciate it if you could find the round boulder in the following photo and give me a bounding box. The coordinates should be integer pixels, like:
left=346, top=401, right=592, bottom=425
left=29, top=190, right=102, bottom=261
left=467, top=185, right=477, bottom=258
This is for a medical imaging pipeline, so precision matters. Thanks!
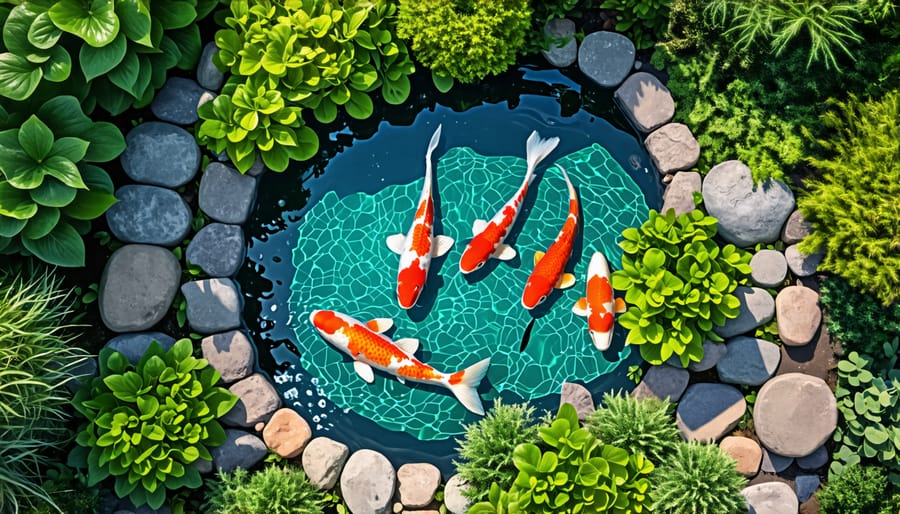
left=444, top=474, right=471, bottom=514
left=676, top=383, right=746, bottom=442
left=105, top=185, right=192, bottom=247
left=262, top=408, right=311, bottom=458
left=340, top=449, right=396, bottom=514
left=714, top=286, right=776, bottom=339
left=120, top=122, right=200, bottom=187
left=302, top=437, right=350, bottom=490
left=775, top=286, right=821, bottom=346
left=754, top=373, right=837, bottom=458
left=750, top=249, right=788, bottom=288
left=741, top=482, right=798, bottom=514
left=180, top=278, right=242, bottom=334
left=99, top=245, right=181, bottom=332
left=716, top=336, right=781, bottom=386
left=397, top=463, right=441, bottom=509
left=719, top=436, right=762, bottom=477
left=199, top=163, right=258, bottom=224
left=579, top=32, right=634, bottom=88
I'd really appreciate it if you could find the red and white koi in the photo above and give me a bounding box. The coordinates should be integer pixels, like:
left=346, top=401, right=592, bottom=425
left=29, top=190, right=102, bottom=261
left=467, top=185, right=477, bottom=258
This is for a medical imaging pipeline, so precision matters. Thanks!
left=572, top=252, right=626, bottom=351
left=459, top=131, right=560, bottom=274
left=387, top=125, right=454, bottom=309
left=521, top=165, right=579, bottom=310
left=309, top=309, right=491, bottom=415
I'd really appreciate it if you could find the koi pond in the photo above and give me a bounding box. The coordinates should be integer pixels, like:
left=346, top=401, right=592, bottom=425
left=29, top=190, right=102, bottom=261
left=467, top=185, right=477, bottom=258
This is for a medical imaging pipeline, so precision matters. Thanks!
left=237, top=62, right=664, bottom=473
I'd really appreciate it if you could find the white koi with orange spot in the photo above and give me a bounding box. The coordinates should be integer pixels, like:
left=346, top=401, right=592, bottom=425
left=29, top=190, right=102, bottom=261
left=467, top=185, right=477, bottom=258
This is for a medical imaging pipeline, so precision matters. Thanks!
left=309, top=309, right=491, bottom=415
left=572, top=252, right=627, bottom=351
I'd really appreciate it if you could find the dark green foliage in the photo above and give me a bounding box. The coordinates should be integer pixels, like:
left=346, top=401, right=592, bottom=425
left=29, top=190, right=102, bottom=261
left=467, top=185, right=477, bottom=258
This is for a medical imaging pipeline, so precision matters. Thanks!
left=658, top=0, right=714, bottom=53
left=204, top=465, right=326, bottom=514
left=650, top=441, right=748, bottom=514
left=599, top=0, right=672, bottom=50
left=818, top=464, right=897, bottom=514
left=524, top=0, right=593, bottom=55
left=820, top=276, right=900, bottom=356
left=396, top=0, right=531, bottom=83
left=24, top=464, right=101, bottom=514
left=797, top=91, right=900, bottom=305
left=585, top=391, right=679, bottom=464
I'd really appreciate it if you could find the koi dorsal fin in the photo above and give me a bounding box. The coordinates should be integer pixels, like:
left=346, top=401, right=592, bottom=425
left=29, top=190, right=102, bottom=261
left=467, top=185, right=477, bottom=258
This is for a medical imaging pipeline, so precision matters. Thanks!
left=615, top=297, right=627, bottom=313
left=493, top=244, right=516, bottom=261
left=533, top=251, right=546, bottom=266
left=555, top=273, right=576, bottom=289
left=354, top=361, right=375, bottom=383
left=387, top=234, right=405, bottom=255
left=472, top=219, right=488, bottom=235
left=366, top=318, right=393, bottom=333
left=572, top=297, right=589, bottom=317
left=394, top=338, right=419, bottom=355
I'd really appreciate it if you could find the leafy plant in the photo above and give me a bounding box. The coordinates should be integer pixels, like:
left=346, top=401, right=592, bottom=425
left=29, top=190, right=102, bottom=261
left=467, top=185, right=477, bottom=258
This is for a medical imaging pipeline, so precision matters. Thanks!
left=397, top=0, right=532, bottom=83
left=70, top=339, right=239, bottom=509
left=611, top=209, right=752, bottom=367
left=650, top=441, right=747, bottom=514
left=585, top=391, right=679, bottom=465
left=204, top=465, right=326, bottom=514
left=24, top=464, right=101, bottom=514
left=820, top=276, right=900, bottom=356
left=600, top=0, right=672, bottom=50
left=454, top=399, right=540, bottom=503
left=524, top=0, right=593, bottom=54
left=817, top=464, right=896, bottom=514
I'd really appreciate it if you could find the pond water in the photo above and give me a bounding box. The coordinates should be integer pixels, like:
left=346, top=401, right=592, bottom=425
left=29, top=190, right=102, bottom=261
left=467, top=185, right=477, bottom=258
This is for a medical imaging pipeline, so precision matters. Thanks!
left=237, top=62, right=664, bottom=474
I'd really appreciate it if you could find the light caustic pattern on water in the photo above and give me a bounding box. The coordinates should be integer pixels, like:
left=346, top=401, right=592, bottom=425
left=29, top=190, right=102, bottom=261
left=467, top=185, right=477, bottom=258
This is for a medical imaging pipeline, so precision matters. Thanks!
left=289, top=144, right=648, bottom=440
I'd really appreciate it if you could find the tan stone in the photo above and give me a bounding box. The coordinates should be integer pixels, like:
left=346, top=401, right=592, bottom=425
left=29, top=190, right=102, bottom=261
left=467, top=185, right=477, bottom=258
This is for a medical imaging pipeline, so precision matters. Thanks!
left=262, top=408, right=311, bottom=458
left=397, top=463, right=441, bottom=509
left=720, top=436, right=762, bottom=477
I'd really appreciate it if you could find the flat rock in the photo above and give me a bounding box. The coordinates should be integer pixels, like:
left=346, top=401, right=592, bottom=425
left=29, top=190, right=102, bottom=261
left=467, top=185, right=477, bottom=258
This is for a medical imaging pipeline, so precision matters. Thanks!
left=211, top=429, right=267, bottom=473
left=742, top=482, right=798, bottom=514
left=541, top=19, right=577, bottom=67
left=796, top=445, right=828, bottom=470
left=340, top=449, right=396, bottom=514
left=750, top=250, right=788, bottom=288
left=106, top=185, right=192, bottom=247
left=702, top=160, right=795, bottom=247
left=181, top=279, right=241, bottom=334
left=661, top=171, right=701, bottom=217
left=760, top=447, right=794, bottom=473
left=303, top=437, right=350, bottom=490
left=614, top=72, right=674, bottom=133
left=716, top=336, right=781, bottom=386
left=645, top=123, right=699, bottom=174
left=714, top=286, right=776, bottom=338
left=105, top=332, right=176, bottom=365
left=630, top=364, right=689, bottom=402
left=720, top=436, right=762, bottom=477
left=560, top=382, right=595, bottom=420
left=397, top=463, right=441, bottom=509
left=688, top=340, right=728, bottom=372
left=201, top=330, right=254, bottom=383
left=199, top=163, right=257, bottom=224
left=99, top=245, right=181, bottom=332
left=262, top=408, right=311, bottom=458
left=151, top=77, right=212, bottom=125
left=784, top=244, right=823, bottom=277
left=443, top=474, right=470, bottom=514
left=676, top=383, right=746, bottom=442
left=186, top=223, right=244, bottom=277
left=754, top=373, right=836, bottom=458
left=781, top=210, right=812, bottom=245
left=775, top=286, right=821, bottom=346
left=197, top=42, right=225, bottom=91
left=120, top=122, right=200, bottom=188
left=221, top=373, right=282, bottom=427
left=579, top=31, right=635, bottom=88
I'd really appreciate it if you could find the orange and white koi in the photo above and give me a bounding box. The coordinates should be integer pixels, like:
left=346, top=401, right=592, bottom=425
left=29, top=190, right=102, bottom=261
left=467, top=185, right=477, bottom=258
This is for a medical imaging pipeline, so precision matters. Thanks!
left=309, top=309, right=491, bottom=415
left=522, top=165, right=579, bottom=310
left=459, top=131, right=560, bottom=274
left=387, top=125, right=454, bottom=309
left=572, top=252, right=626, bottom=351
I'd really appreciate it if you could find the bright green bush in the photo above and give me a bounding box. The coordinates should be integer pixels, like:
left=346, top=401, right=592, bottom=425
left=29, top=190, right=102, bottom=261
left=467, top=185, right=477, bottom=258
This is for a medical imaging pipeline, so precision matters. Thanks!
left=798, top=91, right=900, bottom=306
left=820, top=276, right=900, bottom=356
left=396, top=0, right=531, bottom=84
left=71, top=339, right=238, bottom=509
left=0, top=95, right=123, bottom=267
left=818, top=464, right=896, bottom=514
left=599, top=0, right=672, bottom=50
left=454, top=399, right=539, bottom=503
left=611, top=209, right=752, bottom=367
left=205, top=465, right=326, bottom=514
left=650, top=441, right=747, bottom=514
left=585, top=391, right=679, bottom=464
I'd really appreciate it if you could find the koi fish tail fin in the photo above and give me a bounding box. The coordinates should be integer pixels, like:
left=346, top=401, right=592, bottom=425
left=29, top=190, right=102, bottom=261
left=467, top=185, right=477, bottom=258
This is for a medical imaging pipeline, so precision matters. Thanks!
left=447, top=357, right=491, bottom=415
left=426, top=124, right=443, bottom=161
left=525, top=131, right=561, bottom=176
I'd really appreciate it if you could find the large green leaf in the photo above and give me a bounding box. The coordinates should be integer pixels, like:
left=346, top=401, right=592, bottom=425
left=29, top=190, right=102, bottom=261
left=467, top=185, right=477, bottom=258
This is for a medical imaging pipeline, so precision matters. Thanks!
left=21, top=206, right=60, bottom=239
left=3, top=3, right=41, bottom=57
left=92, top=77, right=134, bottom=115
left=0, top=181, right=38, bottom=219
left=29, top=178, right=77, bottom=207
left=41, top=45, right=72, bottom=82
left=43, top=155, right=87, bottom=189
left=0, top=53, right=42, bottom=100
left=63, top=189, right=117, bottom=220
left=153, top=1, right=196, bottom=30
left=38, top=95, right=93, bottom=135
left=167, top=25, right=201, bottom=70
left=21, top=220, right=84, bottom=266
left=80, top=164, right=114, bottom=193
left=344, top=89, right=373, bottom=119
left=0, top=216, right=27, bottom=237
left=28, top=11, right=62, bottom=50
left=18, top=115, right=55, bottom=161
left=131, top=54, right=153, bottom=100
left=2, top=152, right=46, bottom=189
left=117, top=0, right=152, bottom=46
left=82, top=122, right=125, bottom=162
left=79, top=32, right=127, bottom=81
left=107, top=50, right=140, bottom=97
left=50, top=137, right=90, bottom=162
left=49, top=0, right=120, bottom=47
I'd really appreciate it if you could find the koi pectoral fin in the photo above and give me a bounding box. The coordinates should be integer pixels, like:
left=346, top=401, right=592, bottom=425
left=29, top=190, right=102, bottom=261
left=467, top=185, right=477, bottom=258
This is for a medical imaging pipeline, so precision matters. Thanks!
left=615, top=297, right=627, bottom=313
left=366, top=318, right=394, bottom=333
left=493, top=244, right=516, bottom=261
left=533, top=251, right=546, bottom=266
left=387, top=234, right=405, bottom=255
left=572, top=297, right=589, bottom=317
left=555, top=273, right=576, bottom=289
left=354, top=361, right=375, bottom=384
left=394, top=338, right=420, bottom=355
left=472, top=219, right=488, bottom=235
left=433, top=235, right=454, bottom=257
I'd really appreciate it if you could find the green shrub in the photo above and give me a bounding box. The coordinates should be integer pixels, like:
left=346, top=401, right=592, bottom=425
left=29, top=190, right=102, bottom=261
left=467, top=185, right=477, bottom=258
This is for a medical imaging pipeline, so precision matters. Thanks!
left=397, top=0, right=531, bottom=84
left=585, top=391, right=679, bottom=464
left=611, top=209, right=752, bottom=367
left=650, top=441, right=747, bottom=514
left=0, top=95, right=123, bottom=267
left=798, top=91, right=900, bottom=306
left=599, top=0, right=672, bottom=50
left=70, top=339, right=238, bottom=509
left=658, top=0, right=714, bottom=53
left=454, top=399, right=539, bottom=503
left=820, top=276, right=900, bottom=356
left=205, top=465, right=326, bottom=514
left=0, top=265, right=90, bottom=513
left=818, top=464, right=896, bottom=514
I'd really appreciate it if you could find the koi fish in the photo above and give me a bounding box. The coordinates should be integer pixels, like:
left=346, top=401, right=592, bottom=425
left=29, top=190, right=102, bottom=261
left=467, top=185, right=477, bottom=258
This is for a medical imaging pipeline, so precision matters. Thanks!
left=572, top=252, right=626, bottom=351
left=387, top=125, right=454, bottom=309
left=309, top=309, right=491, bottom=415
left=522, top=165, right=579, bottom=310
left=459, top=131, right=560, bottom=274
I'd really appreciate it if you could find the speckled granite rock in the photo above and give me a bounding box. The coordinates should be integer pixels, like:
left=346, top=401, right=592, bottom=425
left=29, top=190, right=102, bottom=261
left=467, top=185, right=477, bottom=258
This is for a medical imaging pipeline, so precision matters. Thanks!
left=199, top=163, right=257, bottom=224
left=99, top=245, right=181, bottom=332
left=580, top=31, right=634, bottom=88
left=185, top=223, right=244, bottom=277
left=180, top=278, right=242, bottom=334
left=120, top=122, right=200, bottom=187
left=105, top=185, right=191, bottom=247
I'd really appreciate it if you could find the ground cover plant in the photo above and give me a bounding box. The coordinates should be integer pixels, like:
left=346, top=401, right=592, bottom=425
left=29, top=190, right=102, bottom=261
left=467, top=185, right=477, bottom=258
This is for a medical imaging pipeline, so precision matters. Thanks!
left=817, top=464, right=899, bottom=514
left=820, top=276, right=900, bottom=356
left=204, top=465, right=326, bottom=514
left=585, top=391, right=679, bottom=465
left=599, top=0, right=671, bottom=50
left=650, top=441, right=747, bottom=514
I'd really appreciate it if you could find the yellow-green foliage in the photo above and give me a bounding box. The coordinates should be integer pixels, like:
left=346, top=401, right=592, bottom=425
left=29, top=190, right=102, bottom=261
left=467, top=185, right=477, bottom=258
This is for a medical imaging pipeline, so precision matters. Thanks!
left=798, top=90, right=900, bottom=305
left=205, top=465, right=325, bottom=514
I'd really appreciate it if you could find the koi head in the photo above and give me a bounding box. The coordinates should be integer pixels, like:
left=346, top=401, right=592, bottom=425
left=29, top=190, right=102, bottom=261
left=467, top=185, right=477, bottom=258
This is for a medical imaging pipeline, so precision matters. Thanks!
left=459, top=237, right=494, bottom=274
left=589, top=328, right=613, bottom=351
left=397, top=263, right=427, bottom=309
left=522, top=276, right=553, bottom=310
left=309, top=310, right=345, bottom=335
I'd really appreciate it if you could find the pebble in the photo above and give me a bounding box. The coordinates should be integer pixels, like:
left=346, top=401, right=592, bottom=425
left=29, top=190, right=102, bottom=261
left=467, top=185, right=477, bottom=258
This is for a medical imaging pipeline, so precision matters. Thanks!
left=741, top=482, right=798, bottom=514
left=340, top=450, right=396, bottom=514
left=775, top=286, right=821, bottom=346
left=185, top=223, right=245, bottom=277
left=714, top=286, right=776, bottom=339
left=630, top=364, right=689, bottom=402
left=614, top=72, right=674, bottom=133
left=676, top=383, right=746, bottom=442
left=105, top=185, right=191, bottom=247
left=580, top=31, right=635, bottom=88
left=200, top=330, right=254, bottom=384
left=120, top=122, right=200, bottom=188
left=199, top=163, right=258, bottom=224
left=303, top=437, right=351, bottom=490
left=211, top=429, right=267, bottom=474
left=397, top=463, right=441, bottom=509
left=784, top=244, right=824, bottom=277
left=644, top=123, right=700, bottom=174
left=660, top=171, right=701, bottom=217
left=262, top=408, right=312, bottom=458
left=750, top=250, right=788, bottom=288
left=99, top=245, right=181, bottom=332
left=221, top=373, right=282, bottom=427
left=151, top=77, right=212, bottom=125
left=716, top=336, right=781, bottom=386
left=180, top=278, right=242, bottom=334
left=560, top=382, right=595, bottom=420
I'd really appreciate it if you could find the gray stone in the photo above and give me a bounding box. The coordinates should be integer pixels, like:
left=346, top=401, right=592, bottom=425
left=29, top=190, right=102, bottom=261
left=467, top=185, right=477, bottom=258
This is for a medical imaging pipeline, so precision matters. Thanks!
left=760, top=447, right=794, bottom=473
left=443, top=474, right=470, bottom=514
left=716, top=337, right=781, bottom=386
left=714, top=286, right=776, bottom=338
left=794, top=475, right=820, bottom=503
left=193, top=457, right=212, bottom=475
left=211, top=429, right=267, bottom=473
left=561, top=382, right=595, bottom=420
left=754, top=373, right=837, bottom=458
left=221, top=373, right=282, bottom=427
left=120, top=122, right=200, bottom=188
left=702, top=161, right=795, bottom=247
left=661, top=171, right=701, bottom=217
left=181, top=278, right=241, bottom=334
left=397, top=463, right=441, bottom=509
left=245, top=155, right=267, bottom=177
left=201, top=330, right=254, bottom=383
left=781, top=209, right=812, bottom=245
left=197, top=42, right=225, bottom=91
left=775, top=286, right=821, bottom=346
left=614, top=72, right=675, bottom=133
left=676, top=383, right=746, bottom=442
left=106, top=185, right=192, bottom=247
left=99, top=245, right=181, bottom=332
left=630, top=364, right=689, bottom=402
left=302, top=437, right=350, bottom=490
left=688, top=340, right=728, bottom=372
left=796, top=445, right=828, bottom=470
left=784, top=244, right=823, bottom=277
left=750, top=250, right=788, bottom=288
left=579, top=31, right=634, bottom=88
left=199, top=163, right=257, bottom=224
left=106, top=332, right=176, bottom=365
left=185, top=223, right=244, bottom=277
left=719, top=436, right=762, bottom=477
left=340, top=449, right=396, bottom=514
left=742, top=482, right=798, bottom=514
left=645, top=123, right=699, bottom=174
left=151, top=77, right=211, bottom=125
left=262, top=408, right=311, bottom=458
left=541, top=19, right=577, bottom=68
